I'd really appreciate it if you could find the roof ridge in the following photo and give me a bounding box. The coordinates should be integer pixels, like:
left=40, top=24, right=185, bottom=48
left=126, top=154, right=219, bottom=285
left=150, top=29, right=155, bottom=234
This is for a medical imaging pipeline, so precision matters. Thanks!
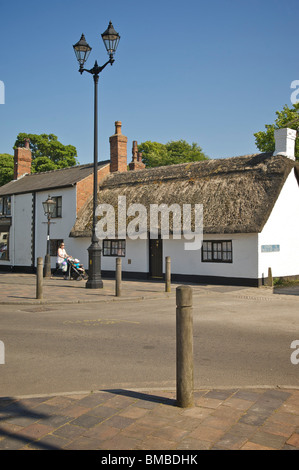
left=27, top=159, right=110, bottom=177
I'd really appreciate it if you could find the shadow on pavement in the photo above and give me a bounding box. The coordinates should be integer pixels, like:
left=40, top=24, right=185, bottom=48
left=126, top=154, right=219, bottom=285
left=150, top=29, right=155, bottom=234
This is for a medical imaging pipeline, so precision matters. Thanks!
left=0, top=397, right=59, bottom=450
left=104, top=389, right=177, bottom=407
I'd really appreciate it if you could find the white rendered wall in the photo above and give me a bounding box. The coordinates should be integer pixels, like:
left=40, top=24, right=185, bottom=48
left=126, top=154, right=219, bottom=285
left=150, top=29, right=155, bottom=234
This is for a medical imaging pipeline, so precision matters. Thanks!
left=35, top=188, right=78, bottom=269
left=101, top=238, right=148, bottom=274
left=3, top=193, right=33, bottom=267
left=163, top=233, right=258, bottom=279
left=258, top=169, right=299, bottom=279
left=75, top=233, right=258, bottom=280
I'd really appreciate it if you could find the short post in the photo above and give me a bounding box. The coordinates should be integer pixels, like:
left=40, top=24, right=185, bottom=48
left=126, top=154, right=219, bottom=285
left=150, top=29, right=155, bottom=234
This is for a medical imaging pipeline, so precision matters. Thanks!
left=36, top=257, right=43, bottom=299
left=116, top=257, right=122, bottom=297
left=165, top=256, right=171, bottom=293
left=268, top=267, right=273, bottom=287
left=176, top=285, right=194, bottom=408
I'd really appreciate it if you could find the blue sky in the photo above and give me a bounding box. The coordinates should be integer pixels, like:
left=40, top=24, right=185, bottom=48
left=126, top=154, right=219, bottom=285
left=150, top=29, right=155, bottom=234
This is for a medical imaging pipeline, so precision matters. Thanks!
left=0, top=0, right=298, bottom=164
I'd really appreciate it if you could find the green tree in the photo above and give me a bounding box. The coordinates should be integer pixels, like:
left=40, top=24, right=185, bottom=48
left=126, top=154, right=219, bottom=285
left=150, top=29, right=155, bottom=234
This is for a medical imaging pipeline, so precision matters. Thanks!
left=138, top=139, right=208, bottom=168
left=0, top=154, right=14, bottom=186
left=14, top=133, right=79, bottom=172
left=254, top=103, right=299, bottom=159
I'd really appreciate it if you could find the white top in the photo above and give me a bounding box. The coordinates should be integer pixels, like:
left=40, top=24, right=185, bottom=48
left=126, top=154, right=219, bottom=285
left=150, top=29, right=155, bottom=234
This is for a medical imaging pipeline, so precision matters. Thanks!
left=57, top=248, right=67, bottom=264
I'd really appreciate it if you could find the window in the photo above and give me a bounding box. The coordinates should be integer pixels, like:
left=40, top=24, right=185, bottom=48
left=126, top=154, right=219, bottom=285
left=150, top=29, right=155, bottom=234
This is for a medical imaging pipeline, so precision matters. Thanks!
left=51, top=197, right=62, bottom=218
left=50, top=239, right=64, bottom=257
left=202, top=240, right=232, bottom=263
left=103, top=240, right=126, bottom=257
left=0, top=228, right=9, bottom=260
left=0, top=196, right=11, bottom=216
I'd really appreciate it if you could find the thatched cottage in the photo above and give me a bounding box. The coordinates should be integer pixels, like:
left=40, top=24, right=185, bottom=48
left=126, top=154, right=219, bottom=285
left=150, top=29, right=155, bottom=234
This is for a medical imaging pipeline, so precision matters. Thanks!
left=0, top=123, right=298, bottom=287
left=70, top=125, right=299, bottom=287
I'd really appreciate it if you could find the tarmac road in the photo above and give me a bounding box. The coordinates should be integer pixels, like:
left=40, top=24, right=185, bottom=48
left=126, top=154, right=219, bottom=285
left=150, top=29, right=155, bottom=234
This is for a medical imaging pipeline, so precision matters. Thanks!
left=0, top=288, right=299, bottom=397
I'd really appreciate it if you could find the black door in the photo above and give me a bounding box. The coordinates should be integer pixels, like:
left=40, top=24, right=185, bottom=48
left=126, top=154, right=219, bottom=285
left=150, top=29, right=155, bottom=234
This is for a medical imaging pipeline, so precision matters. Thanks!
left=149, top=238, right=163, bottom=278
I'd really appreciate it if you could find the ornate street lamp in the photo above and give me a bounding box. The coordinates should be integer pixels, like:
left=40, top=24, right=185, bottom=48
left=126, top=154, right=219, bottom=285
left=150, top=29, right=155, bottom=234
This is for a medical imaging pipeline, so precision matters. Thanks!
left=73, top=21, right=120, bottom=289
left=42, top=195, right=56, bottom=277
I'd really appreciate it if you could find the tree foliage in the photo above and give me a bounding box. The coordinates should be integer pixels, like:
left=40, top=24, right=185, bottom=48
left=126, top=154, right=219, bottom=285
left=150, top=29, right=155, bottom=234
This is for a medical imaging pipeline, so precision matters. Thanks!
left=138, top=140, right=208, bottom=168
left=254, top=103, right=299, bottom=160
left=14, top=133, right=79, bottom=172
left=0, top=154, right=14, bottom=186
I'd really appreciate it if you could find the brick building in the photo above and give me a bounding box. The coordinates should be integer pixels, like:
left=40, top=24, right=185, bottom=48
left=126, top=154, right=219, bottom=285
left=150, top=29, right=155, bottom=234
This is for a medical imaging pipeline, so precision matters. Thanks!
left=0, top=121, right=142, bottom=271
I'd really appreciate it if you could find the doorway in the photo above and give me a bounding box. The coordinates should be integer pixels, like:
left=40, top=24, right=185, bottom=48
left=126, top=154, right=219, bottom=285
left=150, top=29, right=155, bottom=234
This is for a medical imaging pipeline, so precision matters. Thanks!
left=149, top=238, right=163, bottom=278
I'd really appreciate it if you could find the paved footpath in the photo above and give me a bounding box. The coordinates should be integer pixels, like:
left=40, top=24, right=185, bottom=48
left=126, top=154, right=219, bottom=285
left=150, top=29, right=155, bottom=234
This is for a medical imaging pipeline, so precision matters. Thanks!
left=1, top=272, right=299, bottom=450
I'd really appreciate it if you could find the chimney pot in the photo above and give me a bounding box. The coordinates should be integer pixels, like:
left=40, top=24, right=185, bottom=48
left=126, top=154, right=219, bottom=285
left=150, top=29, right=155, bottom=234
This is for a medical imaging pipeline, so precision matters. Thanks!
left=129, top=140, right=146, bottom=171
left=115, top=121, right=122, bottom=135
left=273, top=128, right=297, bottom=161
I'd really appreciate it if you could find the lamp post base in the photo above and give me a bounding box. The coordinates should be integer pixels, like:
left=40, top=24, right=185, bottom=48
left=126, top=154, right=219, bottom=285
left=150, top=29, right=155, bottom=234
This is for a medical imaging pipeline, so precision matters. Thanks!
left=44, top=254, right=51, bottom=278
left=86, top=240, right=103, bottom=289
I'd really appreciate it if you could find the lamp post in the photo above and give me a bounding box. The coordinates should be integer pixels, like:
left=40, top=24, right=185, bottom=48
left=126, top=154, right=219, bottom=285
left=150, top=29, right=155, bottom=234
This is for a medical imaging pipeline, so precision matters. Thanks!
left=73, top=21, right=120, bottom=289
left=42, top=195, right=56, bottom=277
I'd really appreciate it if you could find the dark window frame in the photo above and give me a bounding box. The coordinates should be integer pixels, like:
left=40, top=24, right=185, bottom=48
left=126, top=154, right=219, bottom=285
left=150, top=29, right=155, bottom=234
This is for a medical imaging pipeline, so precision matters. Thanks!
left=202, top=240, right=233, bottom=263
left=0, top=196, right=11, bottom=216
left=103, top=239, right=126, bottom=257
left=51, top=196, right=62, bottom=218
left=50, top=239, right=64, bottom=257
left=0, top=226, right=10, bottom=261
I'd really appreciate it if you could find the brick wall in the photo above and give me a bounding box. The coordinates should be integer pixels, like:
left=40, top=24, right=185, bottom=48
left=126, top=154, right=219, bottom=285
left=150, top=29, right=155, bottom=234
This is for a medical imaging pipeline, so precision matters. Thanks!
left=14, top=139, right=32, bottom=179
left=109, top=121, right=128, bottom=173
left=76, top=164, right=110, bottom=214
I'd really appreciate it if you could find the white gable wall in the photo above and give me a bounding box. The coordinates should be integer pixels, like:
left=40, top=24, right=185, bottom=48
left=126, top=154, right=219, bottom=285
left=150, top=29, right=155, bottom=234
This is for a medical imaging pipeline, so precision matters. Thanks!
left=35, top=187, right=77, bottom=269
left=6, top=193, right=33, bottom=267
left=258, top=169, right=299, bottom=279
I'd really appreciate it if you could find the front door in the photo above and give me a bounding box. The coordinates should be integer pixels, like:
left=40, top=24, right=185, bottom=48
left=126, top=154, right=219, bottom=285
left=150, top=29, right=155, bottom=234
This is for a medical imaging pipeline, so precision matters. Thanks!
left=149, top=238, right=163, bottom=278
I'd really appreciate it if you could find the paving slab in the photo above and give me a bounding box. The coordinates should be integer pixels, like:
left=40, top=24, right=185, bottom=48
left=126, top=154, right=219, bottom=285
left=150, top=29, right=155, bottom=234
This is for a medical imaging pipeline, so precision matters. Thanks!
left=0, top=387, right=298, bottom=450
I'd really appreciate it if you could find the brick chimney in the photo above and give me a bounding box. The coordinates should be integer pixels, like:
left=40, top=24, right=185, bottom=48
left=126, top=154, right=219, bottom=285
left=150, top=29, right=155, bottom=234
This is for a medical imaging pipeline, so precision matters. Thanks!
left=273, top=128, right=297, bottom=161
left=129, top=141, right=145, bottom=171
left=14, top=138, right=32, bottom=179
left=109, top=121, right=128, bottom=173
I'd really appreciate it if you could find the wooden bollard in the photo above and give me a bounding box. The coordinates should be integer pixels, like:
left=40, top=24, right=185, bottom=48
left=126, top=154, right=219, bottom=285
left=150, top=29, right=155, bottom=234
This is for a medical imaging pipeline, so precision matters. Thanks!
left=36, top=257, right=43, bottom=299
left=176, top=285, right=194, bottom=408
left=116, top=257, right=122, bottom=297
left=165, top=256, right=171, bottom=293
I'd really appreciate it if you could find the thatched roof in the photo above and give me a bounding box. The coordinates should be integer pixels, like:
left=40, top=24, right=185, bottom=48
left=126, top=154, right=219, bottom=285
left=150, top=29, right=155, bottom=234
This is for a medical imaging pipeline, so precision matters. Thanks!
left=70, top=153, right=299, bottom=237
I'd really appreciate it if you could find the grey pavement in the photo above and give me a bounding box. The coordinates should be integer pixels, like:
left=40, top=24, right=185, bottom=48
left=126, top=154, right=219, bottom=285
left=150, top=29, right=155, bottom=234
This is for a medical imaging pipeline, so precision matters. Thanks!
left=0, top=272, right=299, bottom=450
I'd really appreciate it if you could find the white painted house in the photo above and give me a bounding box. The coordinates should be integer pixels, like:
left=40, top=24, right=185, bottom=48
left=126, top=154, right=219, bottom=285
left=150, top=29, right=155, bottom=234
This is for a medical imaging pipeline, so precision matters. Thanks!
left=0, top=139, right=110, bottom=271
left=1, top=124, right=298, bottom=287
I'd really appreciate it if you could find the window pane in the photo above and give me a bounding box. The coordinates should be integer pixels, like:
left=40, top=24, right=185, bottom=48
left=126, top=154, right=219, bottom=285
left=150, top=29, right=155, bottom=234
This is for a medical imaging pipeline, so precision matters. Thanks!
left=103, top=239, right=125, bottom=256
left=57, top=197, right=62, bottom=217
left=0, top=230, right=9, bottom=260
left=4, top=197, right=11, bottom=216
left=50, top=239, right=63, bottom=257
left=202, top=240, right=232, bottom=263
